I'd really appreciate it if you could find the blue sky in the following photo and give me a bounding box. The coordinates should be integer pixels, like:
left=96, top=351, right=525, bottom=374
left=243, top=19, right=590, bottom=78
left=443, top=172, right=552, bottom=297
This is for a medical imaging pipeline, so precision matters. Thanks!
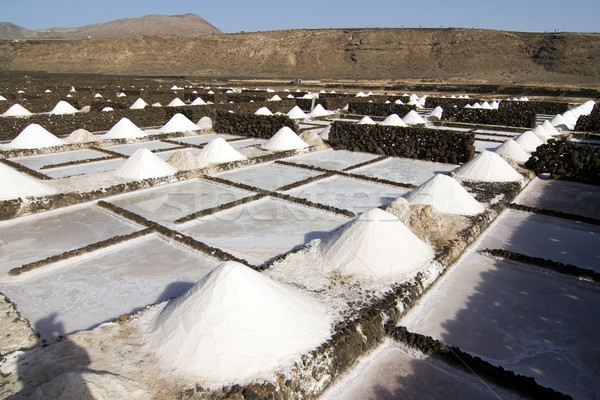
left=3, top=0, right=599, bottom=33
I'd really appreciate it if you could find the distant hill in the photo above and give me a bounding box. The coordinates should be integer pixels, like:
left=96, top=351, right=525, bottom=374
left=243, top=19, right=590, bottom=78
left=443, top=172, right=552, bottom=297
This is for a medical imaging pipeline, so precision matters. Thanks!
left=0, top=13, right=221, bottom=39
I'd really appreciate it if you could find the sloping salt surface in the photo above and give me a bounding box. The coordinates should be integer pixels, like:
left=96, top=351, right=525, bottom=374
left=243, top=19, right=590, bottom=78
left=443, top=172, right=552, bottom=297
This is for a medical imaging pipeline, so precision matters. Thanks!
left=3, top=104, right=32, bottom=116
left=158, top=113, right=200, bottom=133
left=453, top=151, right=524, bottom=182
left=190, top=97, right=206, bottom=105
left=102, top=107, right=114, bottom=112
left=320, top=208, right=434, bottom=280
left=308, top=104, right=332, bottom=118
left=66, top=128, right=96, bottom=144
left=357, top=116, right=376, bottom=125
left=550, top=114, right=572, bottom=129
left=113, top=148, right=177, bottom=180
left=49, top=100, right=78, bottom=115
left=0, top=94, right=6, bottom=101
left=129, top=98, right=148, bottom=109
left=319, top=124, right=331, bottom=141
left=532, top=125, right=552, bottom=141
left=261, top=126, right=308, bottom=151
left=541, top=120, right=561, bottom=136
left=495, top=139, right=531, bottom=163
left=197, top=137, right=247, bottom=165
left=167, top=98, right=186, bottom=107
left=103, top=118, right=146, bottom=139
left=287, top=105, right=308, bottom=119
left=167, top=150, right=203, bottom=170
left=403, top=174, right=484, bottom=215
left=381, top=114, right=408, bottom=126
left=268, top=94, right=282, bottom=101
left=0, top=162, right=57, bottom=200
left=145, top=261, right=332, bottom=386
left=197, top=116, right=212, bottom=130
left=402, top=110, right=426, bottom=125
left=515, top=130, right=544, bottom=153
left=428, top=106, right=443, bottom=120
left=5, top=124, right=65, bottom=149
left=254, top=106, right=273, bottom=116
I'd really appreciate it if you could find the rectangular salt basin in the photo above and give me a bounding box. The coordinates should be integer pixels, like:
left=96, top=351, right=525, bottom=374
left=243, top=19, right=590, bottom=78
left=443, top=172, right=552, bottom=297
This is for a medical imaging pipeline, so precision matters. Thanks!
left=108, top=178, right=254, bottom=225
left=171, top=133, right=241, bottom=146
left=214, top=162, right=323, bottom=191
left=0, top=234, right=220, bottom=341
left=474, top=134, right=514, bottom=142
left=474, top=140, right=501, bottom=153
left=321, top=340, right=523, bottom=400
left=401, top=253, right=600, bottom=399
left=284, top=175, right=409, bottom=215
left=285, top=149, right=379, bottom=171
left=42, top=157, right=126, bottom=178
left=474, top=129, right=522, bottom=136
left=227, top=138, right=267, bottom=149
left=476, top=209, right=600, bottom=271
left=515, top=177, right=600, bottom=220
left=350, top=157, right=456, bottom=186
left=103, top=140, right=180, bottom=156
left=429, top=125, right=473, bottom=132
left=0, top=205, right=141, bottom=273
left=179, top=196, right=350, bottom=266
left=11, top=149, right=109, bottom=171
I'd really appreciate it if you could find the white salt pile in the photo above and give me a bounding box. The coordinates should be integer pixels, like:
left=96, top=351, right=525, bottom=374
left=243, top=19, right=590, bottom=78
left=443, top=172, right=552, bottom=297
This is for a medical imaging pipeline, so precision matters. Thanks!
left=167, top=98, right=186, bottom=107
left=3, top=104, right=32, bottom=117
left=357, top=116, right=376, bottom=125
left=427, top=106, right=443, bottom=120
left=113, top=148, right=177, bottom=180
left=254, top=107, right=273, bottom=116
left=308, top=104, right=332, bottom=118
left=490, top=100, right=500, bottom=109
left=394, top=99, right=404, bottom=105
left=197, top=116, right=213, bottom=130
left=541, top=120, right=561, bottom=136
left=117, top=92, right=126, bottom=97
left=481, top=101, right=493, bottom=110
left=381, top=114, right=408, bottom=127
left=49, top=101, right=78, bottom=115
left=5, top=124, right=65, bottom=149
left=152, top=102, right=162, bottom=107
left=129, top=98, right=148, bottom=110
left=103, top=118, right=146, bottom=139
left=197, top=137, right=247, bottom=166
left=0, top=95, right=7, bottom=101
left=562, top=110, right=579, bottom=126
left=403, top=174, right=484, bottom=215
left=287, top=106, right=308, bottom=119
left=402, top=110, right=427, bottom=125
left=550, top=114, right=571, bottom=130
left=262, top=126, right=308, bottom=151
left=407, top=98, right=424, bottom=109
left=167, top=150, right=203, bottom=171
left=102, top=107, right=114, bottom=112
left=515, top=130, right=544, bottom=153
left=319, top=125, right=331, bottom=141
left=532, top=125, right=552, bottom=141
left=144, top=261, right=332, bottom=387
left=320, top=208, right=434, bottom=280
left=190, top=97, right=206, bottom=106
left=355, top=91, right=368, bottom=97
left=268, top=94, right=282, bottom=101
left=66, top=128, right=97, bottom=144
left=495, top=139, right=531, bottom=163
left=453, top=151, right=524, bottom=182
left=158, top=113, right=200, bottom=133
left=94, top=93, right=103, bottom=98
left=0, top=162, right=57, bottom=200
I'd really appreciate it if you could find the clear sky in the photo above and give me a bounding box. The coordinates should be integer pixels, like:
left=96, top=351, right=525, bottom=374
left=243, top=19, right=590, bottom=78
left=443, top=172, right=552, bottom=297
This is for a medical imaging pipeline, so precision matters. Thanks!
left=2, top=0, right=599, bottom=33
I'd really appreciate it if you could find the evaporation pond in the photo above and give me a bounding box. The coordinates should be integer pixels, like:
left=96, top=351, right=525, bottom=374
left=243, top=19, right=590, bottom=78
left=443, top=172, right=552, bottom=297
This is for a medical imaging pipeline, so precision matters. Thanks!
left=285, top=149, right=379, bottom=170
left=42, top=158, right=126, bottom=178
left=171, top=133, right=241, bottom=146
left=214, top=162, right=322, bottom=191
left=350, top=157, right=456, bottom=186
left=103, top=140, right=180, bottom=156
left=11, top=149, right=109, bottom=171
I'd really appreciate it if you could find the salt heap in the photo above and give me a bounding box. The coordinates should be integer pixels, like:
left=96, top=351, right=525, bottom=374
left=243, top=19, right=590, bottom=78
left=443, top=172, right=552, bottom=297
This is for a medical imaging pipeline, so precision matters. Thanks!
left=0, top=162, right=57, bottom=200
left=515, top=130, right=544, bottom=153
left=113, top=148, right=177, bottom=180
left=129, top=98, right=148, bottom=110
left=407, top=98, right=424, bottom=109
left=167, top=98, right=186, bottom=107
left=481, top=101, right=493, bottom=110
left=167, top=150, right=203, bottom=171
left=145, top=261, right=331, bottom=386
left=190, top=97, right=206, bottom=106
left=197, top=138, right=247, bottom=166
left=403, top=174, right=484, bottom=216
left=102, top=107, right=114, bottom=112
left=3, top=104, right=32, bottom=117
left=532, top=125, right=552, bottom=141
left=402, top=110, right=427, bottom=125
left=268, top=94, right=282, bottom=101
left=394, top=99, right=404, bottom=105
left=0, top=94, right=7, bottom=101
left=495, top=139, right=531, bottom=163
left=320, top=208, right=434, bottom=280
left=158, top=113, right=200, bottom=133
left=49, top=101, right=78, bottom=115
left=5, top=124, right=65, bottom=149
left=103, top=118, right=146, bottom=139
left=66, top=128, right=97, bottom=144
left=550, top=114, right=571, bottom=130
left=381, top=114, right=408, bottom=127
left=355, top=91, right=368, bottom=97
left=453, top=151, right=524, bottom=182
left=197, top=116, right=213, bottom=130
left=308, top=104, right=332, bottom=118
left=427, top=106, right=443, bottom=121
left=319, top=124, right=331, bottom=141
left=254, top=107, right=273, bottom=116
left=541, top=120, right=561, bottom=136
left=262, top=126, right=308, bottom=151
left=357, top=116, right=376, bottom=125
left=287, top=106, right=308, bottom=119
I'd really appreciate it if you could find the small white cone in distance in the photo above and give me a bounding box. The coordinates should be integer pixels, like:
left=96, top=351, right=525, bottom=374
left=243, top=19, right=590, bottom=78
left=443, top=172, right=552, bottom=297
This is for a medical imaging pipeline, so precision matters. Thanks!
left=402, top=110, right=427, bottom=125
left=381, top=114, right=408, bottom=127
left=357, top=116, right=376, bottom=125
left=159, top=113, right=200, bottom=133
left=254, top=107, right=273, bottom=116
left=130, top=98, right=148, bottom=110
left=103, top=118, right=146, bottom=139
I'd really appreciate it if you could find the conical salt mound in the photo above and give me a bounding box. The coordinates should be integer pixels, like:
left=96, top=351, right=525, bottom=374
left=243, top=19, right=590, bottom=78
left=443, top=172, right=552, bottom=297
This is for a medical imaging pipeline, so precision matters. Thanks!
left=6, top=124, right=65, bottom=149
left=532, top=125, right=552, bottom=141
left=3, top=104, right=32, bottom=117
left=167, top=98, right=186, bottom=107
left=541, top=120, right=561, bottom=136
left=254, top=107, right=273, bottom=116
left=268, top=94, right=282, bottom=101
left=402, top=110, right=427, bottom=125
left=403, top=174, right=484, bottom=216
left=145, top=261, right=332, bottom=386
left=190, top=97, right=206, bottom=106
left=262, top=126, right=308, bottom=151
left=515, top=131, right=544, bottom=153
left=0, top=94, right=6, bottom=101
left=159, top=113, right=200, bottom=133
left=428, top=106, right=443, bottom=120
left=381, top=114, right=408, bottom=126
left=197, top=116, right=213, bottom=130
left=287, top=106, right=308, bottom=119
left=320, top=208, right=434, bottom=280
left=357, top=116, right=376, bottom=125
left=453, top=151, right=524, bottom=182
left=197, top=137, right=247, bottom=166
left=308, top=104, right=332, bottom=118
left=113, top=148, right=177, bottom=180
left=319, top=125, right=331, bottom=141
left=550, top=114, right=571, bottom=129
left=129, top=98, right=148, bottom=110
left=0, top=162, right=57, bottom=200
left=49, top=101, right=78, bottom=115
left=103, top=118, right=146, bottom=139
left=495, top=139, right=531, bottom=163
